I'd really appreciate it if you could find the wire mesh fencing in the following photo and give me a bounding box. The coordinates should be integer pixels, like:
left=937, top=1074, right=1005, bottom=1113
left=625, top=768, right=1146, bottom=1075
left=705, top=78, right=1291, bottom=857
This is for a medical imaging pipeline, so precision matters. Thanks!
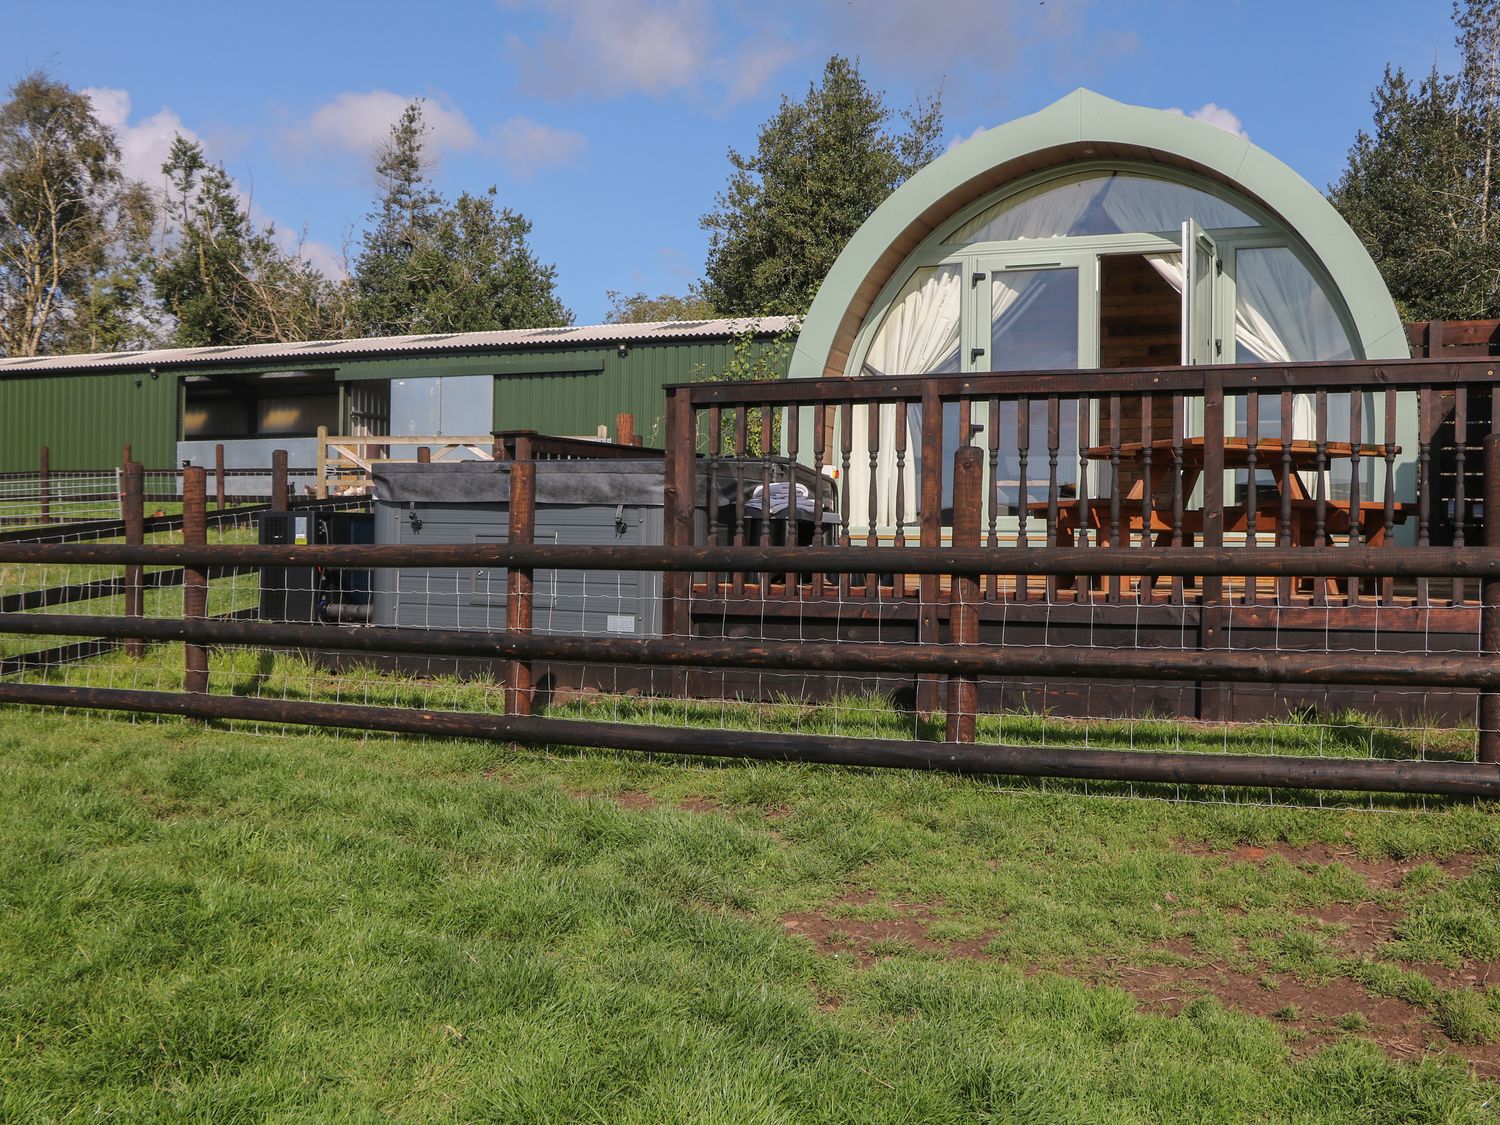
left=4, top=361, right=1500, bottom=809
left=1, top=534, right=1497, bottom=809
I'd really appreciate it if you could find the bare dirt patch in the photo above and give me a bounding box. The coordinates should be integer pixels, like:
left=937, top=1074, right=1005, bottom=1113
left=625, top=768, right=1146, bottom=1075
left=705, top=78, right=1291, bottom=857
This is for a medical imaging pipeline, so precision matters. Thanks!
left=1177, top=839, right=1482, bottom=888
left=677, top=796, right=721, bottom=814
left=1402, top=959, right=1500, bottom=991
left=1092, top=950, right=1500, bottom=1079
left=612, top=790, right=658, bottom=812
left=564, top=787, right=659, bottom=812
left=780, top=892, right=998, bottom=966
left=1303, top=900, right=1405, bottom=957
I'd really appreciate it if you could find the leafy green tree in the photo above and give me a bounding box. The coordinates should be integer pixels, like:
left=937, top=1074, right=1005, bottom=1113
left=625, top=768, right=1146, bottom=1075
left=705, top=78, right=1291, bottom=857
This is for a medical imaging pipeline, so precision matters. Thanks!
left=154, top=136, right=349, bottom=346
left=1329, top=66, right=1495, bottom=320
left=0, top=71, right=157, bottom=356
left=353, top=100, right=569, bottom=335
left=62, top=179, right=163, bottom=352
left=605, top=282, right=716, bottom=323
left=700, top=56, right=942, bottom=317
left=404, top=188, right=569, bottom=331
left=1331, top=2, right=1500, bottom=320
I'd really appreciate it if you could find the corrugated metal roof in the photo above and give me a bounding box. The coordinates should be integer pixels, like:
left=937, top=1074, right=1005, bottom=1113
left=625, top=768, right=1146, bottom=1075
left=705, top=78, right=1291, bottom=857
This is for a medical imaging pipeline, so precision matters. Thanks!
left=0, top=316, right=798, bottom=376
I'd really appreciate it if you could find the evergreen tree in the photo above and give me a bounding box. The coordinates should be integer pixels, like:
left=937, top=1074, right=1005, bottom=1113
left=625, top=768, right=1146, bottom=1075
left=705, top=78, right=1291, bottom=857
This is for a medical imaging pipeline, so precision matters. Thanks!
left=154, top=136, right=350, bottom=346
left=1456, top=0, right=1500, bottom=240
left=0, top=71, right=158, bottom=356
left=353, top=100, right=569, bottom=335
left=1331, top=1, right=1500, bottom=319
left=1330, top=67, right=1495, bottom=320
left=353, top=101, right=441, bottom=337
left=700, top=56, right=942, bottom=317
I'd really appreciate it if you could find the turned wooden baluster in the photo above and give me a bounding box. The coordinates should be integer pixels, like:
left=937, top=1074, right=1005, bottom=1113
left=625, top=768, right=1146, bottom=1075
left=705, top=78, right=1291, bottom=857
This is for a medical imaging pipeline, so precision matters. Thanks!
left=730, top=405, right=749, bottom=599
left=1347, top=389, right=1363, bottom=606
left=986, top=397, right=1001, bottom=601
left=1313, top=388, right=1328, bottom=610
left=784, top=403, right=801, bottom=601
left=1381, top=388, right=1397, bottom=606
left=1170, top=392, right=1185, bottom=606
left=1139, top=392, right=1154, bottom=605
left=813, top=404, right=828, bottom=600
left=1108, top=393, right=1123, bottom=603
left=1245, top=392, right=1259, bottom=605
left=839, top=400, right=853, bottom=600
left=707, top=407, right=723, bottom=589
left=1417, top=388, right=1432, bottom=609
left=1076, top=398, right=1092, bottom=602
left=1454, top=386, right=1469, bottom=607
left=1017, top=396, right=1031, bottom=603
left=867, top=400, right=881, bottom=594
left=1278, top=391, right=1294, bottom=605
left=1046, top=395, right=1060, bottom=603
left=894, top=399, right=908, bottom=598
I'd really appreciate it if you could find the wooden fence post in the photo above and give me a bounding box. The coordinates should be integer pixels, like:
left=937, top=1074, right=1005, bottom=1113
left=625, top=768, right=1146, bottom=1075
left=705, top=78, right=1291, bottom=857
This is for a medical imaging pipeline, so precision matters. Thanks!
left=122, top=461, right=144, bottom=659
left=1198, top=373, right=1228, bottom=723
left=271, top=449, right=288, bottom=512
left=120, top=443, right=131, bottom=468
left=182, top=466, right=209, bottom=694
left=315, top=425, right=328, bottom=499
left=946, top=446, right=982, bottom=743
left=662, top=388, right=695, bottom=640
left=1480, top=430, right=1500, bottom=764
left=616, top=412, right=636, bottom=447
left=505, top=435, right=535, bottom=716
left=917, top=381, right=944, bottom=718
left=38, top=446, right=50, bottom=525
left=215, top=443, right=226, bottom=510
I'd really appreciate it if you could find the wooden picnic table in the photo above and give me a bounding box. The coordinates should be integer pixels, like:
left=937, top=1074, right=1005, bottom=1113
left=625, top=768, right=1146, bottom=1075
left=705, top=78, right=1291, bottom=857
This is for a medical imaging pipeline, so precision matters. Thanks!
left=1026, top=436, right=1410, bottom=597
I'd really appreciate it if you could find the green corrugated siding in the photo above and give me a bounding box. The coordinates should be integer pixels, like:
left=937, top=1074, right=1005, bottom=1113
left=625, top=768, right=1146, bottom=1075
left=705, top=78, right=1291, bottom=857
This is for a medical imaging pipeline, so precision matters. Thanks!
left=0, top=371, right=178, bottom=471
left=491, top=339, right=791, bottom=442
left=0, top=333, right=794, bottom=471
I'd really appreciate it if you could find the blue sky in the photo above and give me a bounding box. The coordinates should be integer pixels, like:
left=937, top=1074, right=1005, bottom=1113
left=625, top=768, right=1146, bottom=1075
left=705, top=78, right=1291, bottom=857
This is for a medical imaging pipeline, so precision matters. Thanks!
left=1, top=0, right=1464, bottom=326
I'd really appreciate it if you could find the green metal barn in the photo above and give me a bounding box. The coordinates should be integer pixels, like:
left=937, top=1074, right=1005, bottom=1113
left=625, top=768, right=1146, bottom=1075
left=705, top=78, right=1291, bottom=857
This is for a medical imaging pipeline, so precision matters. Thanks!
left=0, top=318, right=796, bottom=472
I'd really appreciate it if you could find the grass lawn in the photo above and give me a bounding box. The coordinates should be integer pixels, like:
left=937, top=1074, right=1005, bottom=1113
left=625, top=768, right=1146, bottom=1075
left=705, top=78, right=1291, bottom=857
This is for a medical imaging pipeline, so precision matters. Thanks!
left=1, top=701, right=1498, bottom=1122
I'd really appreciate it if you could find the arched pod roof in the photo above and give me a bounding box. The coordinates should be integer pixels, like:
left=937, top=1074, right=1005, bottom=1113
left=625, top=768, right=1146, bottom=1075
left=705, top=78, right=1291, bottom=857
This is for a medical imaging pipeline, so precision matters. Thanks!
left=789, top=89, right=1406, bottom=377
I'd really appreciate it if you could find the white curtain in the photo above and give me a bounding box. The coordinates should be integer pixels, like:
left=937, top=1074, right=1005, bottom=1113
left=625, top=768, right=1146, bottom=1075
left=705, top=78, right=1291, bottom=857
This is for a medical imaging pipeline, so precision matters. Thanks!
left=853, top=266, right=962, bottom=531
left=952, top=175, right=1113, bottom=243
left=1138, top=250, right=1317, bottom=440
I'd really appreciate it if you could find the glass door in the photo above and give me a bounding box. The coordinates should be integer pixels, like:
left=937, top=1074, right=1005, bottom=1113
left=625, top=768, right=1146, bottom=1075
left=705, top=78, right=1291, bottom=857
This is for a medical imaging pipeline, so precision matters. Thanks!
left=968, top=261, right=1089, bottom=373
left=963, top=260, right=1089, bottom=537
left=1182, top=219, right=1219, bottom=365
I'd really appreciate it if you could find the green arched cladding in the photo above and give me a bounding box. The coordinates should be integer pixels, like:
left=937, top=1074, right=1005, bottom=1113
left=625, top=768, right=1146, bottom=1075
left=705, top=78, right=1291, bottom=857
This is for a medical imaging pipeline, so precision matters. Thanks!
left=789, top=89, right=1408, bottom=378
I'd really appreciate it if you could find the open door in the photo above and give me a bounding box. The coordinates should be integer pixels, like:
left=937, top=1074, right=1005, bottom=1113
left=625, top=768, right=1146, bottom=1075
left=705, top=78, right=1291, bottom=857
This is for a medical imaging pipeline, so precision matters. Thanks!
left=1181, top=219, right=1219, bottom=365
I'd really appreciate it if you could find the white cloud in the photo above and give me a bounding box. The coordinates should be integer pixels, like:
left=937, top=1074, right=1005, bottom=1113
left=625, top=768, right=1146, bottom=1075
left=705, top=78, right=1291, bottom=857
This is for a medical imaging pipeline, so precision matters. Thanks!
left=503, top=0, right=794, bottom=103
left=289, top=89, right=481, bottom=160
left=490, top=116, right=588, bottom=178
left=721, top=40, right=800, bottom=106
left=297, top=238, right=348, bottom=279
left=1166, top=102, right=1250, bottom=140
left=504, top=0, right=713, bottom=97
left=83, top=86, right=200, bottom=187
left=814, top=0, right=1096, bottom=78
left=945, top=123, right=991, bottom=151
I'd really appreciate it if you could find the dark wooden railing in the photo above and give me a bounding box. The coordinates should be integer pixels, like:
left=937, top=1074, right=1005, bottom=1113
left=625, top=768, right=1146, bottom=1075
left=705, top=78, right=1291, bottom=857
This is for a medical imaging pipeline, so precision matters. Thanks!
left=1406, top=318, right=1500, bottom=358
left=662, top=357, right=1500, bottom=612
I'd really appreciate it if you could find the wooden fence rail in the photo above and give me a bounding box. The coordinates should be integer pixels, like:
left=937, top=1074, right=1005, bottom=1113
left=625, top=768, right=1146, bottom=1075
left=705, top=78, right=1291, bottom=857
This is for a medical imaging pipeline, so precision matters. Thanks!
left=3, top=534, right=1500, bottom=789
